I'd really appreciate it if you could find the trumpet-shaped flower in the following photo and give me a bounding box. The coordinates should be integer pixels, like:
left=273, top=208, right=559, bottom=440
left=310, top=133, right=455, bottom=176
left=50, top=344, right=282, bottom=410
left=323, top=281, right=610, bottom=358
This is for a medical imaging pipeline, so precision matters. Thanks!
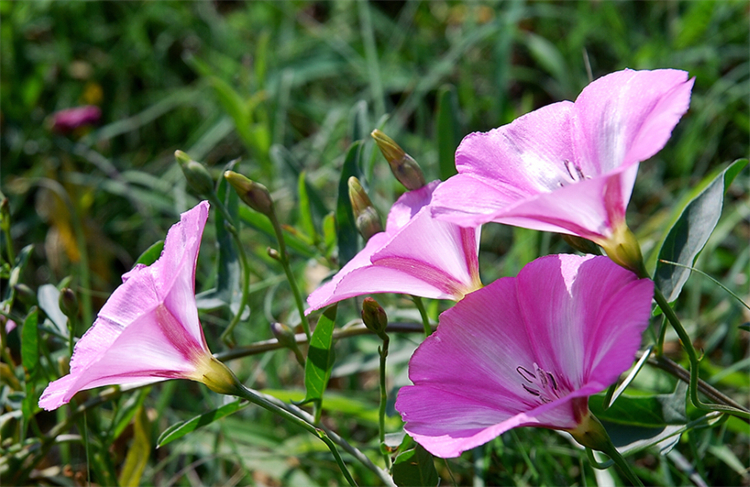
left=431, top=69, right=693, bottom=247
left=306, top=180, right=482, bottom=314
left=395, top=254, right=653, bottom=458
left=40, top=201, right=237, bottom=411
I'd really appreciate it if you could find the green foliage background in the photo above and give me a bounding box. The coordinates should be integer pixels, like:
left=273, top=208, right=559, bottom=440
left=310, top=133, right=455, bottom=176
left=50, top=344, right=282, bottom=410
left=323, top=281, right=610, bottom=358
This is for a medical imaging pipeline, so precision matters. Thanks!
left=1, top=1, right=748, bottom=486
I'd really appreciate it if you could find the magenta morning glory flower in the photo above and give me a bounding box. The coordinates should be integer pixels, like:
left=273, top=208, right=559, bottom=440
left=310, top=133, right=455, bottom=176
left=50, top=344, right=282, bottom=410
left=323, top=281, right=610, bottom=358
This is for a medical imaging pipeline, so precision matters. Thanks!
left=40, top=201, right=237, bottom=410
left=306, top=180, right=482, bottom=314
left=431, top=69, right=693, bottom=256
left=50, top=105, right=102, bottom=133
left=395, top=254, right=654, bottom=458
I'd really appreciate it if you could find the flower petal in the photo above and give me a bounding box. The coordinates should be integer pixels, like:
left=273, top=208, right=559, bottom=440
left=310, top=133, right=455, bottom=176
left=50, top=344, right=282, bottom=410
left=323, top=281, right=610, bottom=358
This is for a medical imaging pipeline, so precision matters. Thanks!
left=514, top=254, right=652, bottom=390
left=39, top=202, right=212, bottom=410
left=573, top=69, right=694, bottom=175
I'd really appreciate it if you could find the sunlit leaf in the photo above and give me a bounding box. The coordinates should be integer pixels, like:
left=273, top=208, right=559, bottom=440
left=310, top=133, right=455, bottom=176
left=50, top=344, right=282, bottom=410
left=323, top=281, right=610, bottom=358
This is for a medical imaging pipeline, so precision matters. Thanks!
left=134, top=240, right=163, bottom=266
left=302, top=305, right=337, bottom=419
left=655, top=159, right=747, bottom=302
left=36, top=284, right=67, bottom=336
left=157, top=399, right=248, bottom=448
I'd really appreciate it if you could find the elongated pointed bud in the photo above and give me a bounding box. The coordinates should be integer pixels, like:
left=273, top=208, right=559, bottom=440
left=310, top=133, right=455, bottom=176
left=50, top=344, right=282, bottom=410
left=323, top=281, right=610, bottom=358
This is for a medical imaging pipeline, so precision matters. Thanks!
left=14, top=284, right=36, bottom=307
left=175, top=150, right=215, bottom=197
left=348, top=177, right=382, bottom=241
left=271, top=322, right=305, bottom=367
left=59, top=288, right=78, bottom=320
left=224, top=171, right=274, bottom=217
left=371, top=129, right=426, bottom=190
left=361, top=297, right=388, bottom=338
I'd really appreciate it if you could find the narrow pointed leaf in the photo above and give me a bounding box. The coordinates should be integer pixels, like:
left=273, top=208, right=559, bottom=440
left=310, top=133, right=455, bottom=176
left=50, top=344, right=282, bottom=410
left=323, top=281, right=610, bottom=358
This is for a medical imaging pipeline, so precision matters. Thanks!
left=37, top=284, right=67, bottom=336
left=135, top=240, right=164, bottom=266
left=298, top=171, right=317, bottom=242
left=21, top=307, right=39, bottom=376
left=336, top=142, right=363, bottom=265
left=303, top=304, right=337, bottom=409
left=157, top=399, right=248, bottom=448
left=118, top=406, right=151, bottom=487
left=196, top=159, right=243, bottom=314
left=655, top=159, right=747, bottom=302
left=436, top=84, right=460, bottom=181
left=238, top=206, right=316, bottom=259
left=605, top=346, right=653, bottom=409
left=392, top=444, right=439, bottom=487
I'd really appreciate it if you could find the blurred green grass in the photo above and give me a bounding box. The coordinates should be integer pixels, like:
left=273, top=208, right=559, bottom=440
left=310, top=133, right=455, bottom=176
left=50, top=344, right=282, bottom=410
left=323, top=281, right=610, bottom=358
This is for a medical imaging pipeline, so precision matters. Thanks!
left=1, top=1, right=748, bottom=486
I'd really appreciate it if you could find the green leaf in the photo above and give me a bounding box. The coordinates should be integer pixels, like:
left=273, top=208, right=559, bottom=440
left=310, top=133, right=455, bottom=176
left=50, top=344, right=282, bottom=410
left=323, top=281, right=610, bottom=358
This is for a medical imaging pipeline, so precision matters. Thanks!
left=336, top=142, right=363, bottom=265
left=655, top=159, right=747, bottom=302
left=196, top=159, right=244, bottom=315
left=134, top=240, right=164, bottom=266
left=4, top=244, right=33, bottom=301
left=303, top=304, right=337, bottom=416
left=605, top=346, right=653, bottom=409
left=113, top=388, right=150, bottom=441
left=591, top=382, right=689, bottom=455
left=436, top=84, right=460, bottom=181
left=117, top=406, right=151, bottom=487
left=36, top=284, right=67, bottom=336
left=297, top=171, right=317, bottom=242
left=392, top=444, right=439, bottom=487
left=20, top=307, right=39, bottom=376
left=349, top=100, right=369, bottom=142
left=157, top=399, right=248, bottom=448
left=237, top=206, right=316, bottom=258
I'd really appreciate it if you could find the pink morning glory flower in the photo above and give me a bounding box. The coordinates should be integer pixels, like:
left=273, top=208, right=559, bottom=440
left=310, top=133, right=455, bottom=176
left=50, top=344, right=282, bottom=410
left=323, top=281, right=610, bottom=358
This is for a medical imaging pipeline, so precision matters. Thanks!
left=431, top=69, right=694, bottom=251
left=395, top=254, right=654, bottom=458
left=39, top=201, right=237, bottom=411
left=306, top=180, right=482, bottom=314
left=50, top=105, right=102, bottom=133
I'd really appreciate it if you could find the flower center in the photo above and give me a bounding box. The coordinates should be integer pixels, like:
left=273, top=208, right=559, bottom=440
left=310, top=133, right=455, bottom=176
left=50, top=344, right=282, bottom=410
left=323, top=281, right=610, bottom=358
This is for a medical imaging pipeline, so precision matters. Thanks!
left=516, top=363, right=562, bottom=404
left=557, top=160, right=590, bottom=187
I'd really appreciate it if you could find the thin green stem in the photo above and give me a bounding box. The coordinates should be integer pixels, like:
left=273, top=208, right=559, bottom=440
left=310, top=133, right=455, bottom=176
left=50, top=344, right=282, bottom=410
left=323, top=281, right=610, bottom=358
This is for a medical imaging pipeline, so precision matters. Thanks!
left=209, top=195, right=252, bottom=345
left=2, top=217, right=14, bottom=265
left=269, top=214, right=311, bottom=339
left=231, top=384, right=357, bottom=486
left=653, top=286, right=749, bottom=419
left=411, top=296, right=432, bottom=337
left=598, top=442, right=643, bottom=487
left=378, top=335, right=391, bottom=470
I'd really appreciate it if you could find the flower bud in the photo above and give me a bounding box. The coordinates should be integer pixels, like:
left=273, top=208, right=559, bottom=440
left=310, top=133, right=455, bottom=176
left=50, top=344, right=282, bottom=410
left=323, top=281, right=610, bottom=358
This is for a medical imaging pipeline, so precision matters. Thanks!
left=361, top=297, right=388, bottom=338
left=59, top=287, right=78, bottom=320
left=175, top=150, right=215, bottom=197
left=348, top=177, right=383, bottom=241
left=267, top=247, right=281, bottom=261
left=14, top=284, right=37, bottom=307
left=371, top=129, right=426, bottom=190
left=224, top=171, right=274, bottom=217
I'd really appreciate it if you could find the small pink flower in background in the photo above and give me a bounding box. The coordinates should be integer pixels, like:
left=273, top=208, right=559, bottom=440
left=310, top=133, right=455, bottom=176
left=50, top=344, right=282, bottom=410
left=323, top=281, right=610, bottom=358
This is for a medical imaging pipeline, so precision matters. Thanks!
left=40, top=201, right=236, bottom=411
left=306, top=180, right=482, bottom=314
left=50, top=105, right=101, bottom=133
left=431, top=69, right=693, bottom=247
left=4, top=318, right=16, bottom=334
left=395, top=254, right=653, bottom=458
